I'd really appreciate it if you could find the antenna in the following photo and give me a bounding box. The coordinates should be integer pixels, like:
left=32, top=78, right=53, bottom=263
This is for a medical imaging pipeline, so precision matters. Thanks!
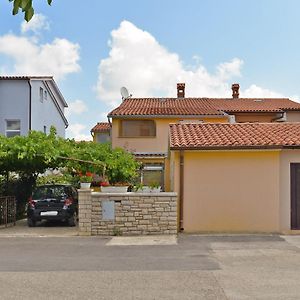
left=120, top=87, right=130, bottom=100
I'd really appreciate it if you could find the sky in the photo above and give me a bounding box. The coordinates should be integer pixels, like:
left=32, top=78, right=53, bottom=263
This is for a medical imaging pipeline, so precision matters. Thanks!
left=1, top=0, right=300, bottom=140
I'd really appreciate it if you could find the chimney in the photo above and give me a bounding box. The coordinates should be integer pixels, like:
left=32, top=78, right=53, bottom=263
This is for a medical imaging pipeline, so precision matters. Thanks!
left=177, top=83, right=185, bottom=98
left=232, top=83, right=240, bottom=99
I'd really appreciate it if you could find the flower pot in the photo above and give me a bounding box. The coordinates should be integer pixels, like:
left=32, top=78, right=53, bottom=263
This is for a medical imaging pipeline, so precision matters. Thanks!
left=80, top=182, right=91, bottom=189
left=150, top=186, right=161, bottom=193
left=101, top=186, right=129, bottom=193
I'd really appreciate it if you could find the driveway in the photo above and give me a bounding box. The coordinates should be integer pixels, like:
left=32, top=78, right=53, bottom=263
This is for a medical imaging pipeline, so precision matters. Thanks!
left=0, top=219, right=78, bottom=237
left=0, top=234, right=300, bottom=299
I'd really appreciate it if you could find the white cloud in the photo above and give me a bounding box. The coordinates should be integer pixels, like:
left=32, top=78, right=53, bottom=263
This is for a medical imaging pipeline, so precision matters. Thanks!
left=0, top=17, right=80, bottom=81
left=0, top=34, right=80, bottom=80
left=96, top=21, right=297, bottom=107
left=66, top=123, right=92, bottom=141
left=96, top=20, right=245, bottom=107
left=65, top=100, right=88, bottom=117
left=242, top=84, right=283, bottom=98
left=21, top=13, right=50, bottom=34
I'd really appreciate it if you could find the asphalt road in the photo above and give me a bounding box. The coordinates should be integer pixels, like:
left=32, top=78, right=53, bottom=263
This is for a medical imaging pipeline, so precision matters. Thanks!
left=0, top=234, right=300, bottom=299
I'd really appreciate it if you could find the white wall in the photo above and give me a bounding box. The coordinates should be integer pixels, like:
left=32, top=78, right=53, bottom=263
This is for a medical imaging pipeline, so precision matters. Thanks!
left=0, top=80, right=29, bottom=136
left=30, top=80, right=66, bottom=137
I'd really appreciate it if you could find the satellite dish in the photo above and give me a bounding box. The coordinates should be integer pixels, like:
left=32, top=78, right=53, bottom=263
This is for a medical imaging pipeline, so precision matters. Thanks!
left=120, top=87, right=130, bottom=99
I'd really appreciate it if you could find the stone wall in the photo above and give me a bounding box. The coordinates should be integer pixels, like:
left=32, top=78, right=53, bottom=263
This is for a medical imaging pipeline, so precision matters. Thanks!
left=78, top=190, right=178, bottom=236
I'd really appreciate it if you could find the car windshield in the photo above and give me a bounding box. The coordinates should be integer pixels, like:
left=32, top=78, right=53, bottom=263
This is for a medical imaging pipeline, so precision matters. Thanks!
left=32, top=186, right=69, bottom=200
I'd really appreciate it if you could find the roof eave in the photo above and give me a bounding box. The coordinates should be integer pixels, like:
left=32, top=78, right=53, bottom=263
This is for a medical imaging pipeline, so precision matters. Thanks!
left=108, top=114, right=225, bottom=119
left=170, top=145, right=300, bottom=151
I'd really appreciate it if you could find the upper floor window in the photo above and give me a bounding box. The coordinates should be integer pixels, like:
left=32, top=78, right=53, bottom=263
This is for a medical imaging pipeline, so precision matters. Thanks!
left=44, top=90, right=47, bottom=100
left=120, top=120, right=156, bottom=137
left=40, top=87, right=44, bottom=102
left=6, top=120, right=21, bottom=137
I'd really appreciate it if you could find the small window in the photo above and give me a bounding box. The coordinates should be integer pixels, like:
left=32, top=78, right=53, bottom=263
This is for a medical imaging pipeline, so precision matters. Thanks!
left=96, top=133, right=110, bottom=143
left=120, top=120, right=156, bottom=137
left=40, top=87, right=44, bottom=102
left=6, top=120, right=21, bottom=137
left=44, top=90, right=47, bottom=100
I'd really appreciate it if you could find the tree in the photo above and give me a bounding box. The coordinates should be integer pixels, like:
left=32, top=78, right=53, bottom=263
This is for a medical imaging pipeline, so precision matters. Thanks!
left=9, top=0, right=52, bottom=22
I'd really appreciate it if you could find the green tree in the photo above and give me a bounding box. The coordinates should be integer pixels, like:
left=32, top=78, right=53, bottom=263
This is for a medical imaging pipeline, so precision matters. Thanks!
left=9, top=0, right=52, bottom=22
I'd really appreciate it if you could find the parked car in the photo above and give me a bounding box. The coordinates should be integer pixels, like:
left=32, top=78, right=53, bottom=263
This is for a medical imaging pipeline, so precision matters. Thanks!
left=27, top=184, right=78, bottom=227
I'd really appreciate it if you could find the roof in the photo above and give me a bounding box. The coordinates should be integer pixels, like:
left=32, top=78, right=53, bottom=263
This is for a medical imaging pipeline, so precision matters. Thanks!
left=169, top=123, right=300, bottom=150
left=134, top=152, right=168, bottom=158
left=91, top=122, right=110, bottom=133
left=0, top=76, right=53, bottom=80
left=108, top=97, right=300, bottom=117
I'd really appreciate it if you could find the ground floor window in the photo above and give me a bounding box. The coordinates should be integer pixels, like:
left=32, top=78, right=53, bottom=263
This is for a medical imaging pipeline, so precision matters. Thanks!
left=137, top=164, right=164, bottom=190
left=6, top=120, right=21, bottom=137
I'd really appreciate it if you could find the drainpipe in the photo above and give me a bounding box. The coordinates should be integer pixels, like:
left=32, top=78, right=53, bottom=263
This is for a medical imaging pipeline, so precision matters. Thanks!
left=27, top=80, right=32, bottom=131
left=179, top=150, right=184, bottom=231
left=272, top=112, right=286, bottom=122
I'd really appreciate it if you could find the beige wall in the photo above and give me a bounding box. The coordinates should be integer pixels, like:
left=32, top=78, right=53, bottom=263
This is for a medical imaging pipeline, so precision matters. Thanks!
left=279, top=149, right=300, bottom=233
left=234, top=113, right=277, bottom=123
left=172, top=150, right=281, bottom=232
left=286, top=111, right=300, bottom=122
left=111, top=117, right=227, bottom=153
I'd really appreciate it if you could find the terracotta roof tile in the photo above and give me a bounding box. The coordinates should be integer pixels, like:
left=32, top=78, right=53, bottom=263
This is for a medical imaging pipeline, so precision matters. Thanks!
left=169, top=123, right=300, bottom=149
left=108, top=98, right=222, bottom=116
left=108, top=97, right=300, bottom=117
left=91, top=122, right=110, bottom=133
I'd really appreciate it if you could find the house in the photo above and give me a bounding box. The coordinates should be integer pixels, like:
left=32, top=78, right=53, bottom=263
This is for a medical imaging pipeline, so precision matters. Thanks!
left=90, top=122, right=111, bottom=143
left=107, top=83, right=300, bottom=192
left=0, top=76, right=68, bottom=137
left=169, top=123, right=300, bottom=233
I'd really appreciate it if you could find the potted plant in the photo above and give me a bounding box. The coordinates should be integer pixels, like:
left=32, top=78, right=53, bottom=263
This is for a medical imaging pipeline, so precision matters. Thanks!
left=149, top=182, right=161, bottom=193
left=79, top=175, right=93, bottom=189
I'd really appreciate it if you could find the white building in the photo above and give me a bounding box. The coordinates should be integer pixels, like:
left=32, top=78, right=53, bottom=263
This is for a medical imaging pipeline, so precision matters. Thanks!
left=0, top=76, right=68, bottom=137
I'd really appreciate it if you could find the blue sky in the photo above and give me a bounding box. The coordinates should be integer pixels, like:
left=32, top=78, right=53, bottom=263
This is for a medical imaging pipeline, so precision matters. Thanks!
left=0, top=0, right=300, bottom=139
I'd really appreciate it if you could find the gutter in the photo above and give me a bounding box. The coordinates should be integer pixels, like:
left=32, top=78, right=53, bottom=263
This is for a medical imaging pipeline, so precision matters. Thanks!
left=170, top=145, right=300, bottom=151
left=27, top=80, right=32, bottom=131
left=179, top=150, right=184, bottom=231
left=107, top=114, right=225, bottom=119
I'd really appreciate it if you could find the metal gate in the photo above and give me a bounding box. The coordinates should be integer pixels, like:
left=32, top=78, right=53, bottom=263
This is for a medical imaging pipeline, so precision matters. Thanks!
left=0, top=196, right=16, bottom=227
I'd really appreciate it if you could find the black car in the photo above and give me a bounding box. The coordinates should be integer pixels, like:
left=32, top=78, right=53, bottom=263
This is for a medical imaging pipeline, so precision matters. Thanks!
left=27, top=184, right=78, bottom=227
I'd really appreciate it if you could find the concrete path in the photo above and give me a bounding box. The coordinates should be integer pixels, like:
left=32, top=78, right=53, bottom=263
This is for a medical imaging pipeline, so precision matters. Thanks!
left=0, top=234, right=300, bottom=299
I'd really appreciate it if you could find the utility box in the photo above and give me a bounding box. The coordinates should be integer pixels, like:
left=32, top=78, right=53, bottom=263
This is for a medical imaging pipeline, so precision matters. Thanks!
left=102, top=200, right=115, bottom=220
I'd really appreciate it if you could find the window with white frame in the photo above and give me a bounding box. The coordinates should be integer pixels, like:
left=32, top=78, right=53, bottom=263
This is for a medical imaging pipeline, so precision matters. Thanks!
left=6, top=120, right=21, bottom=137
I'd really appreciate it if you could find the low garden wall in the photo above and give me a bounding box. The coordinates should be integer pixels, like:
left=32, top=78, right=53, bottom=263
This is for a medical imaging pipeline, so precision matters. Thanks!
left=78, top=190, right=178, bottom=236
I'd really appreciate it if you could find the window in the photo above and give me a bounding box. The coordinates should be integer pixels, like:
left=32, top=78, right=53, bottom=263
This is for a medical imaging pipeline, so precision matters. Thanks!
left=40, top=87, right=44, bottom=102
left=137, top=164, right=164, bottom=190
left=44, top=90, right=47, bottom=100
left=6, top=120, right=20, bottom=137
left=120, top=120, right=156, bottom=137
left=96, top=133, right=110, bottom=143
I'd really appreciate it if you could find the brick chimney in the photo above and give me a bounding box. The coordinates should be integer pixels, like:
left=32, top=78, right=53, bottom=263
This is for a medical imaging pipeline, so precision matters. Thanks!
left=177, top=83, right=185, bottom=98
left=232, top=83, right=240, bottom=99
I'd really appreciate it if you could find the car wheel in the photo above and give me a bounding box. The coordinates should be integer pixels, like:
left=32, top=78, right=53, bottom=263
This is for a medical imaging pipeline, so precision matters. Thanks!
left=68, top=213, right=77, bottom=227
left=27, top=218, right=36, bottom=227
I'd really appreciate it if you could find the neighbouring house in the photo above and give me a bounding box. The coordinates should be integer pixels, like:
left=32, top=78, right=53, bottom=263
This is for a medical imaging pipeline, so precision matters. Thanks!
left=169, top=123, right=300, bottom=233
left=0, top=76, right=68, bottom=137
left=107, top=83, right=300, bottom=192
left=90, top=122, right=111, bottom=143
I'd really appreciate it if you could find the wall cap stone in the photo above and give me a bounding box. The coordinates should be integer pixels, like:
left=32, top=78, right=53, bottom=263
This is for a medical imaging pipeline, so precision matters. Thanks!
left=91, top=192, right=177, bottom=197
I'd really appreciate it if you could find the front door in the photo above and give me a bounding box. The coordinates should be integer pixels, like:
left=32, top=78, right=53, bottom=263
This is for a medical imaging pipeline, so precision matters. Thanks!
left=291, top=163, right=300, bottom=229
